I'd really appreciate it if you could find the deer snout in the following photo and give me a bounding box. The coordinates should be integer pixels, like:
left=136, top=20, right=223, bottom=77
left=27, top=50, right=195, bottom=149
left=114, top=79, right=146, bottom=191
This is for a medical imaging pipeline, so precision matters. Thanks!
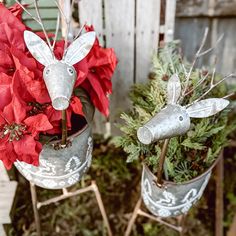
left=43, top=62, right=77, bottom=110
left=137, top=105, right=191, bottom=145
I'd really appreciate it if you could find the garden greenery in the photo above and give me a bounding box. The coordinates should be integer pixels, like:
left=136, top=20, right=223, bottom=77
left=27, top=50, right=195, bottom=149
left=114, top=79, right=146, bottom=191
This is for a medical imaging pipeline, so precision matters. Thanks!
left=114, top=43, right=236, bottom=183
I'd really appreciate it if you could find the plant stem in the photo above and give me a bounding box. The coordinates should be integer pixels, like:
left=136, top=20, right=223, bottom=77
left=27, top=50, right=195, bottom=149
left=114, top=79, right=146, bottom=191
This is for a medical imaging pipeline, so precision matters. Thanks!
left=61, top=110, right=67, bottom=145
left=157, top=139, right=170, bottom=186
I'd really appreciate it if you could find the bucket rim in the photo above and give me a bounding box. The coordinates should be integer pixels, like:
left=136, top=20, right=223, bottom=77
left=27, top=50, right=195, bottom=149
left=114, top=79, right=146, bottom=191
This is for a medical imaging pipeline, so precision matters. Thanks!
left=142, top=150, right=222, bottom=186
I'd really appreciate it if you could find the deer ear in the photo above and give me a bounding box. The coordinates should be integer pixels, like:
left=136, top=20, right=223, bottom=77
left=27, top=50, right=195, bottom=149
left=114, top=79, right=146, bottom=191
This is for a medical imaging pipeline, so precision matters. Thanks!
left=167, top=74, right=181, bottom=104
left=64, top=31, right=96, bottom=65
left=24, top=30, right=54, bottom=66
left=186, top=98, right=229, bottom=118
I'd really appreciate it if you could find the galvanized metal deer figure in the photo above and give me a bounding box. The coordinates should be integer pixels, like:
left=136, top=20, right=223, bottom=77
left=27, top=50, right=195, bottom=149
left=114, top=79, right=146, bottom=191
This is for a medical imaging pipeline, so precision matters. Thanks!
left=137, top=73, right=230, bottom=185
left=137, top=74, right=229, bottom=144
left=24, top=30, right=96, bottom=111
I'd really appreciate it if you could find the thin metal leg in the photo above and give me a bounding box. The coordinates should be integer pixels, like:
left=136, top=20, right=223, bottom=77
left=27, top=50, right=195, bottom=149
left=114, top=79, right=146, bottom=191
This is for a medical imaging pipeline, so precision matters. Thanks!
left=30, top=183, right=41, bottom=236
left=215, top=155, right=224, bottom=236
left=92, top=181, right=113, bottom=236
left=178, top=214, right=186, bottom=236
left=124, top=198, right=142, bottom=236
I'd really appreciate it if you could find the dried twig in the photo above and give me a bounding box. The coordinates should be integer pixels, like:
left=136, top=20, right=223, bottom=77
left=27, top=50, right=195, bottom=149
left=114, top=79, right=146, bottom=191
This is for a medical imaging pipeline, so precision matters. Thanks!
left=184, top=71, right=210, bottom=97
left=198, top=34, right=224, bottom=57
left=187, top=73, right=234, bottom=106
left=54, top=0, right=71, bottom=56
left=61, top=110, right=67, bottom=145
left=15, top=0, right=54, bottom=55
left=74, top=22, right=86, bottom=40
left=179, top=28, right=209, bottom=102
left=210, top=67, right=216, bottom=87
left=223, top=92, right=235, bottom=99
left=179, top=29, right=226, bottom=104
left=15, top=0, right=39, bottom=23
left=33, top=0, right=53, bottom=51
left=52, top=12, right=61, bottom=50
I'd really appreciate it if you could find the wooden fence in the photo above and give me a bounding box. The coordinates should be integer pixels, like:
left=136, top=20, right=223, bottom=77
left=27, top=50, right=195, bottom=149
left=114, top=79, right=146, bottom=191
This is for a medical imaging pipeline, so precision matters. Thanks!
left=175, top=0, right=236, bottom=77
left=20, top=0, right=176, bottom=135
left=78, top=0, right=177, bottom=134
left=0, top=163, right=17, bottom=236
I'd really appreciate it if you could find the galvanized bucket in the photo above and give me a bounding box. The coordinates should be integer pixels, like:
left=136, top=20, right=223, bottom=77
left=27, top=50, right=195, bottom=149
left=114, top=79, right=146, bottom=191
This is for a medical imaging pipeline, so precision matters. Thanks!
left=141, top=157, right=220, bottom=218
left=15, top=89, right=94, bottom=189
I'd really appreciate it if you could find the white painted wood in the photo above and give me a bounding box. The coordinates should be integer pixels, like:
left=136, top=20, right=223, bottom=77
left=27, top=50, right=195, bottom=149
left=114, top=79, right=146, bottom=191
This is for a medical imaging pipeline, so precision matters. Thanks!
left=78, top=0, right=107, bottom=134
left=136, top=0, right=161, bottom=83
left=0, top=181, right=17, bottom=224
left=0, top=162, right=9, bottom=182
left=59, top=0, right=74, bottom=40
left=104, top=0, right=135, bottom=134
left=78, top=0, right=104, bottom=46
left=0, top=224, right=6, bottom=236
left=164, top=0, right=176, bottom=43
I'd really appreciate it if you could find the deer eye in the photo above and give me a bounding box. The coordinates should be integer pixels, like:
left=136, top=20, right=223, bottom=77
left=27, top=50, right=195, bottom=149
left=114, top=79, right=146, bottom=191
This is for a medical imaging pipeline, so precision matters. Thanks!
left=67, top=68, right=74, bottom=76
left=179, top=116, right=183, bottom=121
left=45, top=68, right=51, bottom=75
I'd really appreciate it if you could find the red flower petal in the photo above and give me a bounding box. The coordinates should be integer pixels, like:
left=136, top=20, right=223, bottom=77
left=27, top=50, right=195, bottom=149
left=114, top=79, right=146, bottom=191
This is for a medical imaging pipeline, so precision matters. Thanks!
left=13, top=135, right=41, bottom=166
left=0, top=73, right=12, bottom=109
left=24, top=113, right=53, bottom=136
left=70, top=96, right=84, bottom=116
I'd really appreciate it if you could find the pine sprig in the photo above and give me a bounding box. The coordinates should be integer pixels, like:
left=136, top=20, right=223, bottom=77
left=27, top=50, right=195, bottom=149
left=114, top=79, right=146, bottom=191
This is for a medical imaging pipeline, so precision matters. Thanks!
left=114, top=43, right=236, bottom=183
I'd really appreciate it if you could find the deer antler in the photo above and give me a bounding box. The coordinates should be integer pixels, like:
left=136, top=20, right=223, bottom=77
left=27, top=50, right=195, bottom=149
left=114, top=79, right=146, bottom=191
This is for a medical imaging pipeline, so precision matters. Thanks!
left=179, top=28, right=224, bottom=103
left=179, top=28, right=209, bottom=102
left=187, top=73, right=235, bottom=106
left=52, top=12, right=60, bottom=50
left=54, top=0, right=74, bottom=58
left=15, top=0, right=54, bottom=55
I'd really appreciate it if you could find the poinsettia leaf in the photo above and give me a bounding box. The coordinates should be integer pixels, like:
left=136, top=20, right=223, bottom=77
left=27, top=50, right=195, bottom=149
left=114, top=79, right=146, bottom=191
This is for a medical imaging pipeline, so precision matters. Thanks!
left=24, top=113, right=53, bottom=136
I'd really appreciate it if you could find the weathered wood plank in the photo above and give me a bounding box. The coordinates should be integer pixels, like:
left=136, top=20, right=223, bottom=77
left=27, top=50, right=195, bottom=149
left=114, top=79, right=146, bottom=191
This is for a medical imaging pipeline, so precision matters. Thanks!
left=175, top=17, right=236, bottom=77
left=176, top=0, right=236, bottom=17
left=78, top=0, right=104, bottom=46
left=24, top=19, right=58, bottom=31
left=212, top=18, right=236, bottom=76
left=0, top=181, right=17, bottom=224
left=104, top=0, right=135, bottom=134
left=0, top=224, right=6, bottom=236
left=21, top=0, right=58, bottom=32
left=22, top=8, right=58, bottom=20
left=165, top=0, right=177, bottom=43
left=135, top=0, right=161, bottom=83
left=78, top=0, right=107, bottom=134
left=0, top=162, right=9, bottom=182
left=22, top=0, right=56, bottom=8
left=175, top=18, right=211, bottom=66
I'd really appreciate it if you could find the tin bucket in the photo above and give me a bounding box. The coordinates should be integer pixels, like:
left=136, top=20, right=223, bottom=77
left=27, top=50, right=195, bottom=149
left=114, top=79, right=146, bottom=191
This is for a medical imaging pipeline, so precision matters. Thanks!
left=15, top=89, right=94, bottom=189
left=141, top=155, right=221, bottom=217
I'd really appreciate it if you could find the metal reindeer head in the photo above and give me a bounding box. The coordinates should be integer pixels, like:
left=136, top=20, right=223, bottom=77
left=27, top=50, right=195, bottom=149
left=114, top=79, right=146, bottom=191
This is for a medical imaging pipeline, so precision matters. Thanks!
left=137, top=74, right=229, bottom=145
left=24, top=30, right=96, bottom=110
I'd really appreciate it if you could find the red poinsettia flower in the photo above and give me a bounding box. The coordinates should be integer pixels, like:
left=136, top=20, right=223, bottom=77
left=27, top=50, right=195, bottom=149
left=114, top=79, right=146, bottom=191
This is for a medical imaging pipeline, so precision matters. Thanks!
left=0, top=73, right=12, bottom=109
left=0, top=72, right=53, bottom=169
left=74, top=26, right=118, bottom=116
left=0, top=3, right=117, bottom=169
left=0, top=3, right=26, bottom=51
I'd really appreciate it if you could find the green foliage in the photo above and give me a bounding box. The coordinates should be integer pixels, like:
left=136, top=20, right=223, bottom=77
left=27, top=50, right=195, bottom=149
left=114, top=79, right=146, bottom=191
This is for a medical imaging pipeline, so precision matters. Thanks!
left=114, top=42, right=236, bottom=183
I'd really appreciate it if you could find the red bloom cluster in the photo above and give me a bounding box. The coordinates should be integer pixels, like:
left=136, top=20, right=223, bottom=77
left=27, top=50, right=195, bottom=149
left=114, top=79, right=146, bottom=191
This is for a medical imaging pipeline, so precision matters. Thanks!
left=0, top=4, right=117, bottom=169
